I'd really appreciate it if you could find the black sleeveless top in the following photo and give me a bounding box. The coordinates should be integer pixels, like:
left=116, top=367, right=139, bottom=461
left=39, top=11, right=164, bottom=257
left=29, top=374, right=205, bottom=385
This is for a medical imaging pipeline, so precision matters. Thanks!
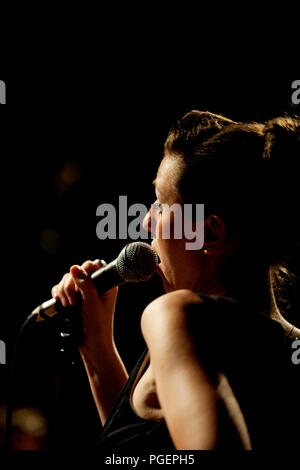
left=98, top=295, right=299, bottom=451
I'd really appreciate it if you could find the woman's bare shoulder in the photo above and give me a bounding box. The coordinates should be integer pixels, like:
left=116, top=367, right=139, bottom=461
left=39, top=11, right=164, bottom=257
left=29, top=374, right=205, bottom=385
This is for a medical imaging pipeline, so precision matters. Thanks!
left=140, top=290, right=205, bottom=359
left=142, top=289, right=203, bottom=322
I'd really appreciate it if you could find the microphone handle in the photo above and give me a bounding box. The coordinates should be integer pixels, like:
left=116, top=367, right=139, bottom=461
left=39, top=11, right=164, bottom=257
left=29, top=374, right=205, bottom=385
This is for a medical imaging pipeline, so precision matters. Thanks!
left=32, top=297, right=79, bottom=322
left=31, top=260, right=126, bottom=322
left=91, top=260, right=126, bottom=294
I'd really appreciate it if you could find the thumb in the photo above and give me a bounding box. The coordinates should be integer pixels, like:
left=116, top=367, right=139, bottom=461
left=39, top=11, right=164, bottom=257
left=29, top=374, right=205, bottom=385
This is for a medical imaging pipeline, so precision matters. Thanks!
left=70, top=265, right=91, bottom=298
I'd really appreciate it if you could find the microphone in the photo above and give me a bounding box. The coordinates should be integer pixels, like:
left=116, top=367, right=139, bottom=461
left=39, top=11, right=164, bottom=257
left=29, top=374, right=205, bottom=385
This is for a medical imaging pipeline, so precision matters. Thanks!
left=31, top=242, right=159, bottom=322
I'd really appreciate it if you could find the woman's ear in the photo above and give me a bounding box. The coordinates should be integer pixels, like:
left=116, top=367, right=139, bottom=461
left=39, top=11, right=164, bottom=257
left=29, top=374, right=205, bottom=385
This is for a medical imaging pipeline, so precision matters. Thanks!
left=203, top=215, right=227, bottom=250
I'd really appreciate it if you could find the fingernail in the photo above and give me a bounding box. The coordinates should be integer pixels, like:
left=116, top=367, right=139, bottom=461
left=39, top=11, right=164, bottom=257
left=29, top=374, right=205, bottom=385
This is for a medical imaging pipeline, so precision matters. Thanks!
left=93, top=259, right=107, bottom=266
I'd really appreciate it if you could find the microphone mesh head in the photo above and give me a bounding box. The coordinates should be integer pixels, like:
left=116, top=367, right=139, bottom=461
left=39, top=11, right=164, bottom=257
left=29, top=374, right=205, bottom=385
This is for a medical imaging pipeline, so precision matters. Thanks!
left=116, top=242, right=159, bottom=282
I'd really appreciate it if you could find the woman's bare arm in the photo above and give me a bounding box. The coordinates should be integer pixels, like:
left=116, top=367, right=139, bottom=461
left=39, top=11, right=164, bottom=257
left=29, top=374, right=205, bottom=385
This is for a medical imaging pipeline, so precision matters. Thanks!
left=52, top=261, right=128, bottom=425
left=141, top=289, right=251, bottom=449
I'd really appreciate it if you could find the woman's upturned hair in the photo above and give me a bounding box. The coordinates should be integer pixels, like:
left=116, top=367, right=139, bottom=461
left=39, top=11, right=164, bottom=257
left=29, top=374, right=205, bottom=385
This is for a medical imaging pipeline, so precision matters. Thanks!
left=165, top=111, right=300, bottom=317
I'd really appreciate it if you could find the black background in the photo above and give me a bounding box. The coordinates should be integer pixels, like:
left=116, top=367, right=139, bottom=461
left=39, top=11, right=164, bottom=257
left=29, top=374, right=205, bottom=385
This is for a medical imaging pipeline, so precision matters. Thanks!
left=0, top=75, right=299, bottom=451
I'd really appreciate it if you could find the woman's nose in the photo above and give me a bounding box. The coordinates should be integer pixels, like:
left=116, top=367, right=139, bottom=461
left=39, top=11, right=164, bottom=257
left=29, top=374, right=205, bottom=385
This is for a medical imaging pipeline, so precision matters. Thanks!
left=142, top=208, right=156, bottom=235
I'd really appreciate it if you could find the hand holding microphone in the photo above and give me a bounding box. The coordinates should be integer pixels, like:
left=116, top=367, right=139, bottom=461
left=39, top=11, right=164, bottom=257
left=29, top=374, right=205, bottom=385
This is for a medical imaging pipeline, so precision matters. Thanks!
left=32, top=242, right=159, bottom=321
left=31, top=242, right=159, bottom=355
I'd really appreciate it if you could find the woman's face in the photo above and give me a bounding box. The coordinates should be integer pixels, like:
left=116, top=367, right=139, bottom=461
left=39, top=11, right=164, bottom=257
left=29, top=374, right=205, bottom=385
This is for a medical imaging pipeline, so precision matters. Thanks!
left=143, top=156, right=202, bottom=292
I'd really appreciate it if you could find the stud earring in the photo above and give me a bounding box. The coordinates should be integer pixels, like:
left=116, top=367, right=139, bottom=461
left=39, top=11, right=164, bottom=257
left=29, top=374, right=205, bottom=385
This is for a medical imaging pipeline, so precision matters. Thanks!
left=203, top=248, right=208, bottom=255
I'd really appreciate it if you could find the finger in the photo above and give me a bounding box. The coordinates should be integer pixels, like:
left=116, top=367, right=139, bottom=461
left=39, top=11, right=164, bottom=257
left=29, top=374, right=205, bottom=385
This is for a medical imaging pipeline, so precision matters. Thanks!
left=51, top=285, right=59, bottom=299
left=57, top=273, right=72, bottom=307
left=64, top=274, right=79, bottom=305
left=69, top=265, right=91, bottom=300
left=70, top=264, right=118, bottom=302
left=69, top=264, right=107, bottom=304
left=81, top=259, right=105, bottom=276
